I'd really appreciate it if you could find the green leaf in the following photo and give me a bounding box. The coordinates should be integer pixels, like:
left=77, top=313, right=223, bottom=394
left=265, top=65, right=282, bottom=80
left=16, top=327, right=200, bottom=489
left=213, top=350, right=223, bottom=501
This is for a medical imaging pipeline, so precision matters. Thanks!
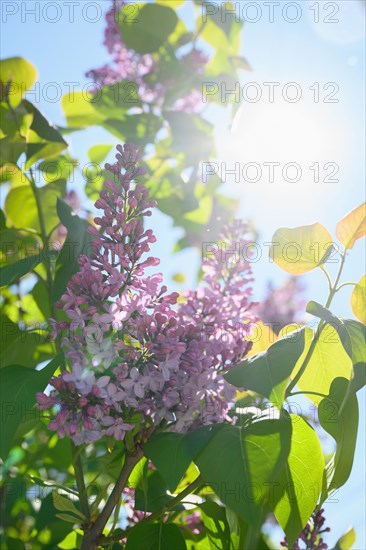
left=270, top=223, right=333, bottom=274
left=0, top=252, right=44, bottom=287
left=0, top=57, right=37, bottom=108
left=52, top=490, right=85, bottom=520
left=129, top=456, right=148, bottom=491
left=0, top=101, right=33, bottom=138
left=164, top=111, right=214, bottom=164
left=145, top=426, right=221, bottom=492
left=23, top=101, right=68, bottom=168
left=200, top=3, right=242, bottom=54
left=291, top=325, right=353, bottom=405
left=0, top=354, right=63, bottom=459
left=52, top=198, right=94, bottom=302
left=5, top=179, right=66, bottom=233
left=319, top=378, right=359, bottom=493
left=332, top=527, right=356, bottom=549
left=342, top=319, right=366, bottom=392
left=336, top=202, right=366, bottom=250
left=54, top=513, right=81, bottom=524
left=101, top=113, right=162, bottom=147
left=62, top=91, right=104, bottom=128
left=306, top=301, right=352, bottom=357
left=0, top=134, right=26, bottom=165
left=126, top=523, right=186, bottom=550
left=88, top=144, right=113, bottom=164
left=225, top=328, right=305, bottom=408
left=62, top=83, right=140, bottom=128
left=304, top=312, right=365, bottom=392
left=0, top=314, right=41, bottom=368
left=38, top=155, right=78, bottom=184
left=31, top=280, right=51, bottom=319
left=135, top=470, right=172, bottom=513
left=194, top=418, right=292, bottom=527
left=198, top=501, right=232, bottom=550
left=119, top=4, right=178, bottom=54
left=0, top=228, right=42, bottom=267
left=351, top=274, right=366, bottom=325
left=272, top=415, right=325, bottom=548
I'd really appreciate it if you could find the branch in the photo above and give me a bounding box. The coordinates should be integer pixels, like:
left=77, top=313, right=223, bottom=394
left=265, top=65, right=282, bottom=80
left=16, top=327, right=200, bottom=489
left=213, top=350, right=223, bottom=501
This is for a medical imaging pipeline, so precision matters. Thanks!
left=81, top=448, right=144, bottom=550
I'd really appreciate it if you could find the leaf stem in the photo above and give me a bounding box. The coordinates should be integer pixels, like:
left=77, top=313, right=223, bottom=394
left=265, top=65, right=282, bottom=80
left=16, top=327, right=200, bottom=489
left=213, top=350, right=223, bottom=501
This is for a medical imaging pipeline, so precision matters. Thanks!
left=28, top=167, right=56, bottom=318
left=288, top=391, right=328, bottom=399
left=320, top=265, right=332, bottom=293
left=285, top=252, right=348, bottom=397
left=334, top=281, right=356, bottom=293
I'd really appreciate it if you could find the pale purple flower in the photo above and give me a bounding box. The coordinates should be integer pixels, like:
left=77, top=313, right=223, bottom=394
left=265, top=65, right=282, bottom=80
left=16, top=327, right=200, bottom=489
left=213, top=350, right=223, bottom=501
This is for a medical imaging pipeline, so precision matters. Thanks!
left=101, top=416, right=134, bottom=440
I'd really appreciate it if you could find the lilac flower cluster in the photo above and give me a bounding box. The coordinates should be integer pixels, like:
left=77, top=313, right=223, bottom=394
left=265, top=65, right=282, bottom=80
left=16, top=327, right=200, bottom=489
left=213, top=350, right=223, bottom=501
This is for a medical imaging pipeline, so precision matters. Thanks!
left=85, top=1, right=208, bottom=112
left=37, top=144, right=256, bottom=445
left=281, top=508, right=330, bottom=550
left=257, top=276, right=307, bottom=334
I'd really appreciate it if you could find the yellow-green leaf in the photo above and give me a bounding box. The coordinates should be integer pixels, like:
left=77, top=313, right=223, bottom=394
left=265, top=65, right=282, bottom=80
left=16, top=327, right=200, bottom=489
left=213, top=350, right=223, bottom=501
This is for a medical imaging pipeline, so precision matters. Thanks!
left=248, top=321, right=278, bottom=356
left=336, top=202, right=366, bottom=250
left=351, top=275, right=366, bottom=325
left=270, top=223, right=333, bottom=274
left=0, top=57, right=37, bottom=108
left=291, top=326, right=353, bottom=405
left=332, top=527, right=356, bottom=549
left=52, top=490, right=85, bottom=520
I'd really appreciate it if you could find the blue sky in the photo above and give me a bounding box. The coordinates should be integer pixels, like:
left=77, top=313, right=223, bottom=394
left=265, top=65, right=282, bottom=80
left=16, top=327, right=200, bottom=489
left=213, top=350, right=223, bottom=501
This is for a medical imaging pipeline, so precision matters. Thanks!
left=2, top=1, right=365, bottom=547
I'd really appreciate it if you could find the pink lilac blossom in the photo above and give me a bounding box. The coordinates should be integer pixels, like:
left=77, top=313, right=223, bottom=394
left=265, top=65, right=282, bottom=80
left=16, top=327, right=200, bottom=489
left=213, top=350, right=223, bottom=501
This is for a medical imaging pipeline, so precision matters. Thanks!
left=37, top=143, right=257, bottom=444
left=85, top=1, right=207, bottom=112
left=257, top=276, right=307, bottom=334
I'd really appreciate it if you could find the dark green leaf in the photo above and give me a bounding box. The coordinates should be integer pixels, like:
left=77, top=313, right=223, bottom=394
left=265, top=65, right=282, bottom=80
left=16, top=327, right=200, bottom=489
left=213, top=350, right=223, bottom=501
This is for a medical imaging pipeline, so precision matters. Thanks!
left=225, top=329, right=305, bottom=407
left=342, top=319, right=366, bottom=392
left=126, top=523, right=186, bottom=550
left=119, top=4, right=178, bottom=54
left=306, top=301, right=352, bottom=357
left=0, top=252, right=43, bottom=287
left=319, top=377, right=359, bottom=494
left=135, top=470, right=172, bottom=513
left=52, top=198, right=94, bottom=302
left=144, top=426, right=221, bottom=492
left=0, top=354, right=63, bottom=459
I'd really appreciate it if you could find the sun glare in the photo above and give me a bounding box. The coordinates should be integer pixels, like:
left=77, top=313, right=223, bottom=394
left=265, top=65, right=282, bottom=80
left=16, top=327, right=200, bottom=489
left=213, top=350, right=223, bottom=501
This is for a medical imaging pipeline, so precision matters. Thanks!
left=219, top=96, right=347, bottom=229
